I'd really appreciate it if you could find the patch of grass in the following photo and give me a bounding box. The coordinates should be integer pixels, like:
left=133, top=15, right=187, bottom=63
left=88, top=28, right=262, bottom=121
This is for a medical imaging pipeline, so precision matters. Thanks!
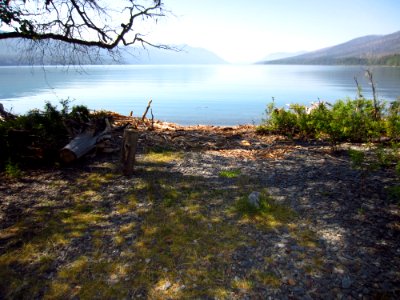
left=219, top=169, right=241, bottom=178
left=233, top=190, right=296, bottom=230
left=119, top=222, right=136, bottom=234
left=232, top=277, right=254, bottom=291
left=251, top=270, right=281, bottom=288
left=129, top=206, right=246, bottom=296
left=292, top=228, right=319, bottom=248
left=117, top=175, right=252, bottom=298
left=0, top=169, right=125, bottom=299
left=47, top=257, right=128, bottom=299
left=348, top=149, right=366, bottom=170
left=375, top=145, right=398, bottom=168
left=142, top=150, right=183, bottom=164
left=4, top=161, right=23, bottom=178
left=78, top=172, right=116, bottom=190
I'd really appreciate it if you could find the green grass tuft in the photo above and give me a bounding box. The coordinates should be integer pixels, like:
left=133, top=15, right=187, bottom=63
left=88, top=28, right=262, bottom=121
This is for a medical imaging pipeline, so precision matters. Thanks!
left=5, top=161, right=23, bottom=178
left=142, top=150, right=183, bottom=164
left=233, top=190, right=296, bottom=229
left=219, top=169, right=241, bottom=178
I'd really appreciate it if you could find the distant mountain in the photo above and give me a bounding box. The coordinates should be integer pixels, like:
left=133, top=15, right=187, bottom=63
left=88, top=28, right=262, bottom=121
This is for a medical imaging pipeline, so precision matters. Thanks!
left=261, top=51, right=307, bottom=62
left=0, top=38, right=104, bottom=65
left=260, top=31, right=400, bottom=66
left=0, top=39, right=23, bottom=65
left=120, top=45, right=226, bottom=65
left=0, top=38, right=226, bottom=65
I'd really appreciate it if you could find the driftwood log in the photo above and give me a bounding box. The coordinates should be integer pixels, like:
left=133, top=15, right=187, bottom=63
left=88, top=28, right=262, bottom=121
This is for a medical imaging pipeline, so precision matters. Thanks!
left=121, top=128, right=139, bottom=176
left=141, top=99, right=152, bottom=121
left=60, top=119, right=111, bottom=163
left=0, top=103, right=16, bottom=120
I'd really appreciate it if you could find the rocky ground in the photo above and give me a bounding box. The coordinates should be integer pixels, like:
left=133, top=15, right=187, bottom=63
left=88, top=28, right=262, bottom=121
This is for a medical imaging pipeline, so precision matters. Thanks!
left=0, top=122, right=399, bottom=299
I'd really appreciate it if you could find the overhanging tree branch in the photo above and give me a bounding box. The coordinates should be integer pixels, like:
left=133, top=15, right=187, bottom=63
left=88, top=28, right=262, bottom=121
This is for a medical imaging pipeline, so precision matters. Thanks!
left=0, top=0, right=169, bottom=51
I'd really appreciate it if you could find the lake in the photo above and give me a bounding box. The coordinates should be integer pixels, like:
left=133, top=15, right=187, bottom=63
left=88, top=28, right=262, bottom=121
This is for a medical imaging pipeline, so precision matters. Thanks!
left=1, top=65, right=399, bottom=125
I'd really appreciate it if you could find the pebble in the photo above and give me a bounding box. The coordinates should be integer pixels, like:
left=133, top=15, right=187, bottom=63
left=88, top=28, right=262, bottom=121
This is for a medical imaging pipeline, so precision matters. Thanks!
left=248, top=191, right=261, bottom=208
left=341, top=275, right=353, bottom=289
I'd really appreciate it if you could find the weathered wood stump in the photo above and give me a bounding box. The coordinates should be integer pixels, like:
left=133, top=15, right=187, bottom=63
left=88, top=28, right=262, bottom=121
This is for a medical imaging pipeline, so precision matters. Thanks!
left=60, top=118, right=111, bottom=163
left=121, top=128, right=139, bottom=176
left=0, top=103, right=16, bottom=120
left=60, top=131, right=98, bottom=163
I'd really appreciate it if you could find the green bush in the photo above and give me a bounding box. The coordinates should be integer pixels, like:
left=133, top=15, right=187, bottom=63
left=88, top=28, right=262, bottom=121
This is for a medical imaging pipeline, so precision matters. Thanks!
left=307, top=102, right=332, bottom=138
left=258, top=97, right=394, bottom=144
left=386, top=98, right=400, bottom=139
left=348, top=149, right=366, bottom=169
left=258, top=101, right=299, bottom=137
left=1, top=101, right=70, bottom=166
left=0, top=100, right=101, bottom=170
left=327, top=99, right=383, bottom=142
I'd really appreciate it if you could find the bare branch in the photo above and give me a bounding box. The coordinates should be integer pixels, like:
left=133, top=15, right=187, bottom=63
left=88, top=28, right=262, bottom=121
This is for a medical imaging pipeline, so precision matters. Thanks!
left=0, top=0, right=169, bottom=57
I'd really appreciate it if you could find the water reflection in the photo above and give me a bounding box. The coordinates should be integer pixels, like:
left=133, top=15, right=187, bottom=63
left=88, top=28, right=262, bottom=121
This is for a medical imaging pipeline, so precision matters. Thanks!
left=0, top=65, right=399, bottom=125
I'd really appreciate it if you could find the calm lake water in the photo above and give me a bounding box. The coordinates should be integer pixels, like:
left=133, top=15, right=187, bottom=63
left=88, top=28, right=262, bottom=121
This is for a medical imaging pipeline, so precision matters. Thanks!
left=1, top=65, right=399, bottom=125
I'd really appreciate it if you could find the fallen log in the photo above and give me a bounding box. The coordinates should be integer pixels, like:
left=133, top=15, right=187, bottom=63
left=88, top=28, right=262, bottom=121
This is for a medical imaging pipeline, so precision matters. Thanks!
left=60, top=118, right=111, bottom=163
left=0, top=103, right=16, bottom=120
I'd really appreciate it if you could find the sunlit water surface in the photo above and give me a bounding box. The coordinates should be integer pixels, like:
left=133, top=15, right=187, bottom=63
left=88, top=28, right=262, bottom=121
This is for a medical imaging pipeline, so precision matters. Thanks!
left=1, top=65, right=399, bottom=125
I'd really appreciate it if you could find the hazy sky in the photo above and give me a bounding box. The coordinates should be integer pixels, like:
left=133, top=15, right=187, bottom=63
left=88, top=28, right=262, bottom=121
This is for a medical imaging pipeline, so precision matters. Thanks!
left=148, top=0, right=400, bottom=63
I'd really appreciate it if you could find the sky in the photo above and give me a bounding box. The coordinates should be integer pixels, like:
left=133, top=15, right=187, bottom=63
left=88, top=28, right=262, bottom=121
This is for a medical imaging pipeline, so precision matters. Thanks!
left=147, top=0, right=400, bottom=63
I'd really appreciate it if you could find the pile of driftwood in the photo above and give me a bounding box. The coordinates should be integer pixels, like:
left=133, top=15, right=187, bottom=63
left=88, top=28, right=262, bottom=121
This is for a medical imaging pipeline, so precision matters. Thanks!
left=59, top=100, right=155, bottom=175
left=2, top=99, right=296, bottom=174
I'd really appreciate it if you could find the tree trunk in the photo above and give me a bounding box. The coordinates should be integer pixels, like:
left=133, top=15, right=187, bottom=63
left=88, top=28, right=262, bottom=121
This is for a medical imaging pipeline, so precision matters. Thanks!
left=121, top=128, right=139, bottom=176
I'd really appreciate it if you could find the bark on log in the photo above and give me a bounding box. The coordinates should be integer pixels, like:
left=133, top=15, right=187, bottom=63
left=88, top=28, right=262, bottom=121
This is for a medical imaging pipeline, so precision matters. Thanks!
left=60, top=131, right=98, bottom=163
left=121, top=128, right=139, bottom=176
left=60, top=118, right=111, bottom=163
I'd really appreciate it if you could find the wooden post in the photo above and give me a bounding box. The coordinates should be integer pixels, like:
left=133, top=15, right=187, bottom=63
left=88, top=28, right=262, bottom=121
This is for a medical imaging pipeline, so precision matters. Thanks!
left=121, top=128, right=139, bottom=176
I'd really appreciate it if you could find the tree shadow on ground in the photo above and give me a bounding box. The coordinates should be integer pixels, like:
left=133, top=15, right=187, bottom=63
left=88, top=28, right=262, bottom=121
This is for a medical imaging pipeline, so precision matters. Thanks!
left=1, top=150, right=285, bottom=299
left=0, top=136, right=399, bottom=299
